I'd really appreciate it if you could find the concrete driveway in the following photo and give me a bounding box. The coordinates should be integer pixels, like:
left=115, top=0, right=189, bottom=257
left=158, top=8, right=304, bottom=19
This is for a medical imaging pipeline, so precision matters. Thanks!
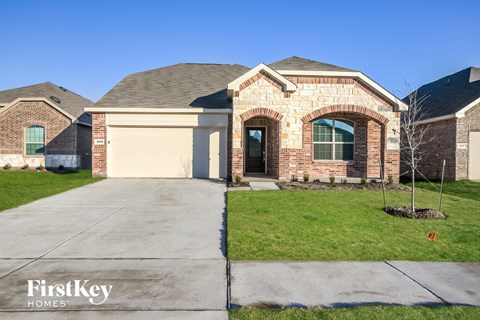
left=0, top=179, right=228, bottom=320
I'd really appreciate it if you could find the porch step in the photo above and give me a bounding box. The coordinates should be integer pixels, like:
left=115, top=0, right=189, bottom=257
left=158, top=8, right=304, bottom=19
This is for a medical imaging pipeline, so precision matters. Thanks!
left=249, top=182, right=279, bottom=191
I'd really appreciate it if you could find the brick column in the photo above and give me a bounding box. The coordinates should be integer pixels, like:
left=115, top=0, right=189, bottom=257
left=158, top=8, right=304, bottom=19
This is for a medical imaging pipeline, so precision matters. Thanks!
left=92, top=113, right=107, bottom=177
left=384, top=150, right=400, bottom=182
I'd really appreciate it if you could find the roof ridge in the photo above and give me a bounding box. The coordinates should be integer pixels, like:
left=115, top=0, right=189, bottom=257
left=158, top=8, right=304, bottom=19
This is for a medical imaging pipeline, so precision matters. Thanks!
left=125, top=62, right=249, bottom=78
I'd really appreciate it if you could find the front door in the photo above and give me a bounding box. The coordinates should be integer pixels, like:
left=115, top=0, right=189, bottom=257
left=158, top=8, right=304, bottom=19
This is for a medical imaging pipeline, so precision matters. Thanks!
left=245, top=127, right=266, bottom=173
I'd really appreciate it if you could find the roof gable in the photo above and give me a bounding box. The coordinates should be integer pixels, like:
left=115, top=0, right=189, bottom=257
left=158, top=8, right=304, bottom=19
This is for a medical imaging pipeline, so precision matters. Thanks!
left=227, top=63, right=297, bottom=96
left=0, top=82, right=93, bottom=123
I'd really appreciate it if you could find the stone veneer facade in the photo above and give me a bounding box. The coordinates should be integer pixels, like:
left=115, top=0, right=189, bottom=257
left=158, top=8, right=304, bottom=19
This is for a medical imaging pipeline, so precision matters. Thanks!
left=0, top=100, right=91, bottom=169
left=231, top=73, right=402, bottom=180
left=403, top=103, right=480, bottom=180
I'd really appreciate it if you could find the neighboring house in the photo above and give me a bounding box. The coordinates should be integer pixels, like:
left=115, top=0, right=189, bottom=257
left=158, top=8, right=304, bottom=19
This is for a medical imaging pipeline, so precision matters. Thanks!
left=0, top=82, right=93, bottom=169
left=401, top=67, right=480, bottom=180
left=87, top=57, right=406, bottom=180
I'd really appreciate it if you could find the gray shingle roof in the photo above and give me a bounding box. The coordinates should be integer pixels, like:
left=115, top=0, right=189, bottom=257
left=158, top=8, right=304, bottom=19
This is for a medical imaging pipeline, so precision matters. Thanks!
left=403, top=67, right=480, bottom=119
left=269, top=56, right=356, bottom=72
left=94, top=63, right=250, bottom=109
left=0, top=82, right=93, bottom=124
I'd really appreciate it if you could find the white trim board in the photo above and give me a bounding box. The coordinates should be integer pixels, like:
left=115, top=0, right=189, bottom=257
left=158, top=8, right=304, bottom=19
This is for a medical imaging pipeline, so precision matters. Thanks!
left=227, top=63, right=297, bottom=97
left=85, top=107, right=233, bottom=114
left=455, top=97, right=480, bottom=117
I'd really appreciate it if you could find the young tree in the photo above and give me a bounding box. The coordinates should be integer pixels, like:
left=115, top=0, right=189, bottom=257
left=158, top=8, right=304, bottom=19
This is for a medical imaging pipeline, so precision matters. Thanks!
left=401, top=87, right=435, bottom=212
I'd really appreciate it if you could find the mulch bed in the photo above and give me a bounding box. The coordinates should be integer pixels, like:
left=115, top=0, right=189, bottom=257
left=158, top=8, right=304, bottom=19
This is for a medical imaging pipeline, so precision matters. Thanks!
left=276, top=181, right=411, bottom=191
left=385, top=206, right=446, bottom=219
left=227, top=181, right=250, bottom=188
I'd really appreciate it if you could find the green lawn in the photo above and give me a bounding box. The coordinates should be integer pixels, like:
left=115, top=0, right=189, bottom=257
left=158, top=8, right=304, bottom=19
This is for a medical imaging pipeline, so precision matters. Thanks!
left=407, top=179, right=480, bottom=201
left=0, top=169, right=103, bottom=211
left=227, top=188, right=480, bottom=261
left=230, top=306, right=480, bottom=320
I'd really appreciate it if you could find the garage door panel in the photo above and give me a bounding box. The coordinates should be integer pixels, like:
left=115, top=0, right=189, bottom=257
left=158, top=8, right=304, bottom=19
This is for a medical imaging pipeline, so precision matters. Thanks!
left=108, top=127, right=193, bottom=178
left=470, top=131, right=480, bottom=180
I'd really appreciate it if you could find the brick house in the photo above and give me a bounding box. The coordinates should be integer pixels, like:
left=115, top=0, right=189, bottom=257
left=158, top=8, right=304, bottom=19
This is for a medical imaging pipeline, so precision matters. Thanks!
left=0, top=82, right=93, bottom=169
left=87, top=57, right=406, bottom=179
left=401, top=67, right=480, bottom=180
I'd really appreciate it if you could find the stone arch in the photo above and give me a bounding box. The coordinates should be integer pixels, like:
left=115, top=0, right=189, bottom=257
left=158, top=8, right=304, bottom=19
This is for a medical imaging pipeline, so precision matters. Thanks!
left=239, top=108, right=284, bottom=122
left=301, top=105, right=389, bottom=125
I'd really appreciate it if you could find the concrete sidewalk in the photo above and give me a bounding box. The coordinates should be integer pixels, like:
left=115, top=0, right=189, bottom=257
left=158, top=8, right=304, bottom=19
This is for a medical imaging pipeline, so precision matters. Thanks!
left=230, top=261, right=480, bottom=308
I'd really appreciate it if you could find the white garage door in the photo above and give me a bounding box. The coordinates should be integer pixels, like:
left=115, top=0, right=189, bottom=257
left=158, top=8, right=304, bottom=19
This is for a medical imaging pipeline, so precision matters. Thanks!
left=470, top=131, right=480, bottom=180
left=108, top=127, right=193, bottom=178
left=107, top=126, right=225, bottom=178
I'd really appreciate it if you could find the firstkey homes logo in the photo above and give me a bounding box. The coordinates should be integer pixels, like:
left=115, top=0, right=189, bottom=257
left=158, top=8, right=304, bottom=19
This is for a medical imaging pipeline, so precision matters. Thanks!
left=27, top=280, right=113, bottom=308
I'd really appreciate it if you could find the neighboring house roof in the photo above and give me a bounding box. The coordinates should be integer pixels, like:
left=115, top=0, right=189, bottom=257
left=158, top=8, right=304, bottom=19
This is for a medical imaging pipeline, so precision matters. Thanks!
left=403, top=67, right=480, bottom=120
left=94, top=63, right=250, bottom=109
left=269, top=56, right=356, bottom=72
left=0, top=82, right=93, bottom=124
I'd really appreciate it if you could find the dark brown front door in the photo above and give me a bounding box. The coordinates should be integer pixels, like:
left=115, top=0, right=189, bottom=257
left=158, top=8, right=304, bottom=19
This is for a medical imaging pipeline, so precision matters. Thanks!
left=245, top=127, right=266, bottom=173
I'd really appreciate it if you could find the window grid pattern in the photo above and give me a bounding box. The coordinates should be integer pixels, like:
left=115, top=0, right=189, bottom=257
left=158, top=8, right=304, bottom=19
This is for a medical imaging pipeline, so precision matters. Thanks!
left=313, top=119, right=354, bottom=161
left=25, top=126, right=45, bottom=155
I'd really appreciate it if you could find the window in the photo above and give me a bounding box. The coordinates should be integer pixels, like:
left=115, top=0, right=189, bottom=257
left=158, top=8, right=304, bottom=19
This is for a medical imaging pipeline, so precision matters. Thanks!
left=25, top=126, right=45, bottom=155
left=313, top=119, right=354, bottom=160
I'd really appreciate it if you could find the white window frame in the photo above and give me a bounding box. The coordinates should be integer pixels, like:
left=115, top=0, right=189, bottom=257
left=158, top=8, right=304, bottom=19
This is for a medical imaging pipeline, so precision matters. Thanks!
left=313, top=118, right=355, bottom=161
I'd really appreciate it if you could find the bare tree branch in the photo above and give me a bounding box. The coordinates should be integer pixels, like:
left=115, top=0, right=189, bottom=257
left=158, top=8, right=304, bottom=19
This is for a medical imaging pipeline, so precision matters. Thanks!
left=400, top=84, right=436, bottom=212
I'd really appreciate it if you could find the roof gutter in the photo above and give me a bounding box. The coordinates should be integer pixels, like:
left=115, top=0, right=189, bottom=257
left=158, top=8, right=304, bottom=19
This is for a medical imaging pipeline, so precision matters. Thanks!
left=85, top=107, right=233, bottom=114
left=414, top=113, right=456, bottom=125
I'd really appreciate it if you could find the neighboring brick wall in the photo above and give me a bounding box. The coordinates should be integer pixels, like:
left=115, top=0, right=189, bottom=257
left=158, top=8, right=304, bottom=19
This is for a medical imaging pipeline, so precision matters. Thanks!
left=401, top=119, right=457, bottom=181
left=0, top=100, right=74, bottom=167
left=456, top=103, right=480, bottom=179
left=231, top=75, right=401, bottom=180
left=76, top=124, right=92, bottom=169
left=92, top=113, right=107, bottom=177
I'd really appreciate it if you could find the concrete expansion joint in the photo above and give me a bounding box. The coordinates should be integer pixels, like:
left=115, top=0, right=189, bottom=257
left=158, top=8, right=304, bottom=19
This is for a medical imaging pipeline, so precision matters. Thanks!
left=383, top=261, right=449, bottom=305
left=226, top=259, right=232, bottom=309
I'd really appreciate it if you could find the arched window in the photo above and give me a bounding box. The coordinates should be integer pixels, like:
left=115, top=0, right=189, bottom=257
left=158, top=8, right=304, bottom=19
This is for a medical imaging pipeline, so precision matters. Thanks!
left=25, top=126, right=45, bottom=155
left=313, top=119, right=354, bottom=160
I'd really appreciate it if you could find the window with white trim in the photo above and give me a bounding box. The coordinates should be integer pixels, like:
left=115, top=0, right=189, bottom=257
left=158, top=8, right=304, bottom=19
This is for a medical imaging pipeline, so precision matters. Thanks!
left=313, top=119, right=354, bottom=160
left=25, top=126, right=45, bottom=155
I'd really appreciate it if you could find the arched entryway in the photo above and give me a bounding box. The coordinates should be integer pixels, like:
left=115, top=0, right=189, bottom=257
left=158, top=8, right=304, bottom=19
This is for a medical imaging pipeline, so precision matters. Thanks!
left=239, top=108, right=282, bottom=178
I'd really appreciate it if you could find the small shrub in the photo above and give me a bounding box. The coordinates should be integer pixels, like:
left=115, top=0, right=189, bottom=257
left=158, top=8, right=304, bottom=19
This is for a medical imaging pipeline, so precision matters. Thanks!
left=234, top=174, right=242, bottom=184
left=303, top=171, right=310, bottom=183
left=360, top=176, right=367, bottom=185
left=329, top=176, right=336, bottom=186
left=341, top=179, right=347, bottom=184
left=291, top=175, right=298, bottom=182
left=387, top=175, right=394, bottom=185
left=3, top=163, right=12, bottom=170
left=21, top=164, right=29, bottom=170
left=58, top=165, right=64, bottom=170
left=36, top=165, right=45, bottom=171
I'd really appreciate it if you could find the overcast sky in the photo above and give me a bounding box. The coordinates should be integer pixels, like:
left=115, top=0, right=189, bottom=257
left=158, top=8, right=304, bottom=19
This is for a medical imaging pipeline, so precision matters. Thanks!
left=2, top=0, right=479, bottom=102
